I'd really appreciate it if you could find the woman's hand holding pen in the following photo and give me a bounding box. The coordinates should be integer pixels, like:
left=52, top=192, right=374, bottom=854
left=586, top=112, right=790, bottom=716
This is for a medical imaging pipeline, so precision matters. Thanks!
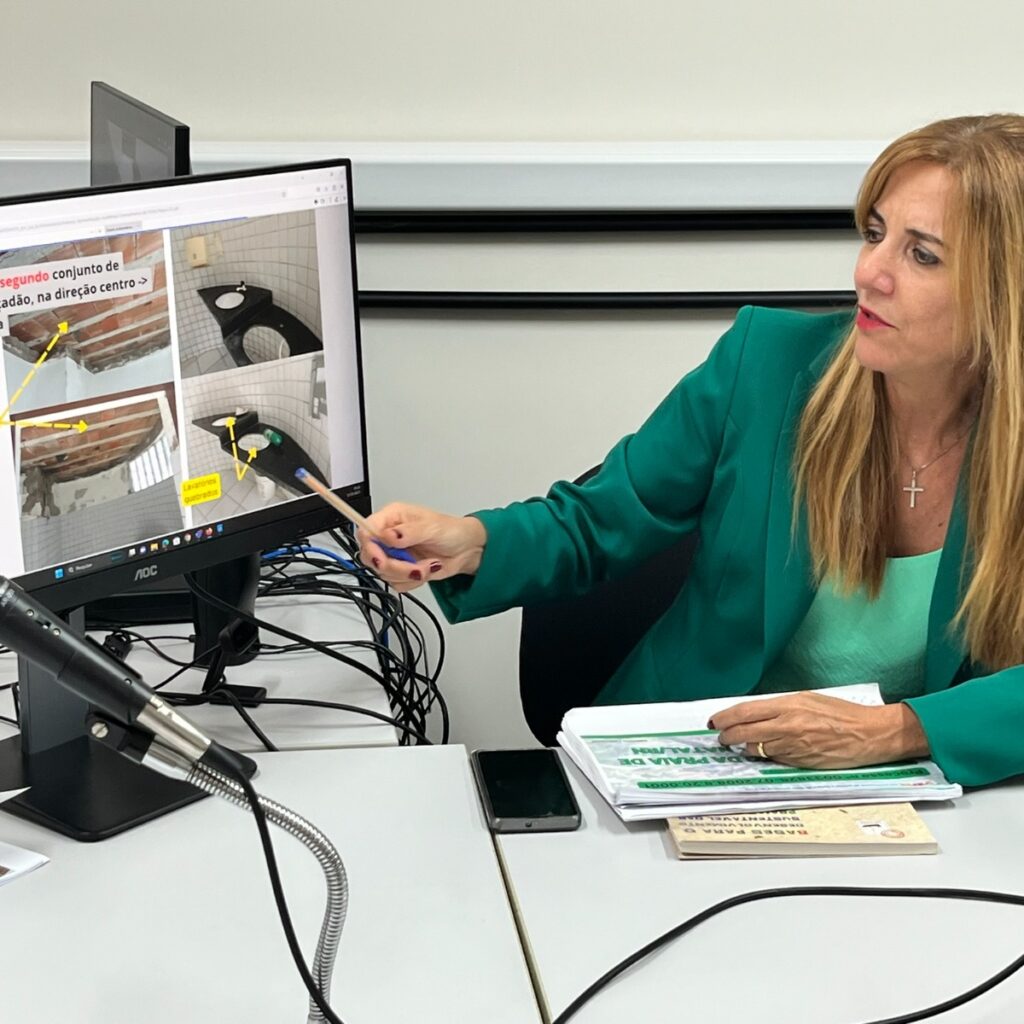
left=358, top=503, right=487, bottom=592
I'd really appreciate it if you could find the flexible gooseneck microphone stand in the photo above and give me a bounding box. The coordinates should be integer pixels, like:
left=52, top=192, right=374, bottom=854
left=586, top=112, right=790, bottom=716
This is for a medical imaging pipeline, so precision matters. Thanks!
left=134, top=736, right=349, bottom=1024
left=0, top=574, right=348, bottom=1023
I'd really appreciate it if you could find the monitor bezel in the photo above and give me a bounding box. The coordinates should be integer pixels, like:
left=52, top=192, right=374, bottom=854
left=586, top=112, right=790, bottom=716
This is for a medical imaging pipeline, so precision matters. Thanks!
left=0, top=158, right=370, bottom=612
left=90, top=82, right=192, bottom=186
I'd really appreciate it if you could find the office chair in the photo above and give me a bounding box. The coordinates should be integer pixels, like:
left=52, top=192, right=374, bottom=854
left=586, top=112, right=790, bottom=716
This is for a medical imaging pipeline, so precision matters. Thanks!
left=518, top=466, right=698, bottom=746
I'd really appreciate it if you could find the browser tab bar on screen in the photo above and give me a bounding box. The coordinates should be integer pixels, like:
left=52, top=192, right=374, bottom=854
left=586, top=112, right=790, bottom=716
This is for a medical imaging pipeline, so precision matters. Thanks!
left=0, top=165, right=348, bottom=249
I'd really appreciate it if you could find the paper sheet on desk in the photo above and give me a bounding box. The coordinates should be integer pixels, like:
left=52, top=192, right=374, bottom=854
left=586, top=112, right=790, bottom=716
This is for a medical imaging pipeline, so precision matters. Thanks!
left=558, top=684, right=962, bottom=822
left=0, top=839, right=48, bottom=888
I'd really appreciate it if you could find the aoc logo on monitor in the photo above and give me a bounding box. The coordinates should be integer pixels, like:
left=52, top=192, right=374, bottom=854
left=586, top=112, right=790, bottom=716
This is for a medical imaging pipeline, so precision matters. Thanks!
left=134, top=564, right=159, bottom=582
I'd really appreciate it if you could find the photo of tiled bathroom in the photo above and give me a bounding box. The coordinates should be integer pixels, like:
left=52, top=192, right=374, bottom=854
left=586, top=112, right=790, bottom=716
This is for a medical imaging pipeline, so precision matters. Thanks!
left=16, top=387, right=183, bottom=572
left=180, top=352, right=330, bottom=525
left=170, top=211, right=323, bottom=379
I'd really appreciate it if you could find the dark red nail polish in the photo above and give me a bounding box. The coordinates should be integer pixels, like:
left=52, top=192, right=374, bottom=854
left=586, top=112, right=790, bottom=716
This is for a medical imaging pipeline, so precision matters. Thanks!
left=430, top=562, right=442, bottom=573
left=410, top=569, right=422, bottom=581
left=706, top=719, right=715, bottom=729
left=372, top=557, right=380, bottom=568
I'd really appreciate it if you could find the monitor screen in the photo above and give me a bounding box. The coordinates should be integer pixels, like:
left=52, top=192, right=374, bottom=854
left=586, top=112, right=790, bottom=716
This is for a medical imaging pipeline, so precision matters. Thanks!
left=90, top=82, right=191, bottom=186
left=0, top=161, right=368, bottom=613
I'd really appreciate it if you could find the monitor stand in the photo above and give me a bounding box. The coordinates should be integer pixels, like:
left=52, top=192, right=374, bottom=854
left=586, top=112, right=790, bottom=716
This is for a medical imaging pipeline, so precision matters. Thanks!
left=0, top=552, right=267, bottom=840
left=190, top=553, right=266, bottom=707
left=0, top=609, right=204, bottom=842
left=84, top=553, right=264, bottom=663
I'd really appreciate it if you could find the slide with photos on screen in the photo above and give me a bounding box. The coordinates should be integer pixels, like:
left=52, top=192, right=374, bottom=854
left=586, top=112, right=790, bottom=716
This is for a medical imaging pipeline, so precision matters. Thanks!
left=0, top=165, right=365, bottom=594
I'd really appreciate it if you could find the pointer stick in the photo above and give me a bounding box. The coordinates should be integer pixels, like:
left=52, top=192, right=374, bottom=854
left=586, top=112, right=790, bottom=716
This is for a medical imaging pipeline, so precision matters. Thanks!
left=295, top=468, right=417, bottom=564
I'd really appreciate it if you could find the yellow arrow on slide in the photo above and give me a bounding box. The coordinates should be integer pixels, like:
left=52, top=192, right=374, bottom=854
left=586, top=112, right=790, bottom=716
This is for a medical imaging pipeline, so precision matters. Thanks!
left=1, top=417, right=87, bottom=433
left=236, top=447, right=258, bottom=481
left=0, top=321, right=70, bottom=422
left=223, top=416, right=259, bottom=480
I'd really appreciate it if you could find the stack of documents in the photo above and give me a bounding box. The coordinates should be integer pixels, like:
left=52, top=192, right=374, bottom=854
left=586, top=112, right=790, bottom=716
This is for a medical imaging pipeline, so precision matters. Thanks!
left=557, top=684, right=962, bottom=822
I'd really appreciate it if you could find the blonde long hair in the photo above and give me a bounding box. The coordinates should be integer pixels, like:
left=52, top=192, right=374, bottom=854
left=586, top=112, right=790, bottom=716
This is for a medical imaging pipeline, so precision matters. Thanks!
left=794, top=114, right=1024, bottom=671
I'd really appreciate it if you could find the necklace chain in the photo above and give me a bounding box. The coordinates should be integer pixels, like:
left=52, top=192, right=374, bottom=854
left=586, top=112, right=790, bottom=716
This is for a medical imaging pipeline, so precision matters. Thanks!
left=899, top=426, right=972, bottom=509
left=906, top=429, right=971, bottom=473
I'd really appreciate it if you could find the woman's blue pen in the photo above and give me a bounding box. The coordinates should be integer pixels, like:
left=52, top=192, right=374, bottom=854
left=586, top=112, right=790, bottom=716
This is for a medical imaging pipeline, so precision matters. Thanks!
left=294, top=467, right=418, bottom=564
left=371, top=542, right=418, bottom=564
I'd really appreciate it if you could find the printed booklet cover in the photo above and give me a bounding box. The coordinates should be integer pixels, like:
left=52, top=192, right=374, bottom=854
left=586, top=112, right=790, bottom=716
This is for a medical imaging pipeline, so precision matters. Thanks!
left=667, top=803, right=938, bottom=858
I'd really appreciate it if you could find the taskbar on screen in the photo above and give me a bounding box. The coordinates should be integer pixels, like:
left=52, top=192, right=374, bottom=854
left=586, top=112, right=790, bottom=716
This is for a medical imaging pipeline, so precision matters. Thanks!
left=13, top=480, right=368, bottom=601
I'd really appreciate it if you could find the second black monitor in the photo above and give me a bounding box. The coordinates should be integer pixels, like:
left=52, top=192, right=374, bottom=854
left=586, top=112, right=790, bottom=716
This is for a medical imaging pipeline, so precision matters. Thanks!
left=90, top=82, right=191, bottom=187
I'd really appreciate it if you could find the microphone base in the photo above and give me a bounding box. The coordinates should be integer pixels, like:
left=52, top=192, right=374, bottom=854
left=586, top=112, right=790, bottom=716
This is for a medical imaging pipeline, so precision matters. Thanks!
left=0, top=734, right=204, bottom=842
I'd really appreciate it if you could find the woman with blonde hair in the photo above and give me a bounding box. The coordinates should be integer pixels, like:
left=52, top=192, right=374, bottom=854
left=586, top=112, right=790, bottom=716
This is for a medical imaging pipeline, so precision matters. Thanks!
left=359, top=115, right=1024, bottom=787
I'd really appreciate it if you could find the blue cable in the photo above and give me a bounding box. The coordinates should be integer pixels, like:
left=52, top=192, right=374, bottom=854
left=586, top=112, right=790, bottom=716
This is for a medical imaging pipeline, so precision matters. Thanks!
left=262, top=542, right=391, bottom=646
left=262, top=544, right=358, bottom=571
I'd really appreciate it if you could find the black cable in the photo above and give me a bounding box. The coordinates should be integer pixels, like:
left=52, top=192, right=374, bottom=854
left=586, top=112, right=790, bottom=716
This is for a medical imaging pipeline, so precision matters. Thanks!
left=187, top=560, right=441, bottom=745
left=161, top=690, right=431, bottom=746
left=98, top=626, right=280, bottom=751
left=399, top=588, right=450, bottom=743
left=256, top=622, right=446, bottom=735
left=255, top=572, right=420, bottom=704
left=245, top=696, right=431, bottom=745
left=0, top=715, right=16, bottom=727
left=217, top=759, right=347, bottom=1024
left=152, top=643, right=221, bottom=691
left=258, top=561, right=421, bottom=695
left=112, top=629, right=196, bottom=668
left=103, top=533, right=447, bottom=749
left=552, top=885, right=1024, bottom=1024
left=216, top=693, right=277, bottom=752
left=111, top=543, right=442, bottom=747
left=259, top=638, right=376, bottom=655
left=168, top=688, right=279, bottom=753
left=325, top=525, right=447, bottom=736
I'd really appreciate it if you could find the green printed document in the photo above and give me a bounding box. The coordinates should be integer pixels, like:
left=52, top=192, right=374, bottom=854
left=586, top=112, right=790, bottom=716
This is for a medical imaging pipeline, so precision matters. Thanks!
left=557, top=684, right=961, bottom=823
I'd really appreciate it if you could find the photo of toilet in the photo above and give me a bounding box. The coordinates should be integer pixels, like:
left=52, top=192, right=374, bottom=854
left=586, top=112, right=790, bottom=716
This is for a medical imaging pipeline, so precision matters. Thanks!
left=170, top=211, right=323, bottom=378
left=15, top=386, right=183, bottom=572
left=180, top=352, right=330, bottom=524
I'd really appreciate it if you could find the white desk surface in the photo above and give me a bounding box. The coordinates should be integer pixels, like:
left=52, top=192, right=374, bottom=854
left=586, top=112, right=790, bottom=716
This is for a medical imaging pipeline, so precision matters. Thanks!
left=0, top=593, right=400, bottom=750
left=498, top=755, right=1024, bottom=1024
left=0, top=745, right=541, bottom=1024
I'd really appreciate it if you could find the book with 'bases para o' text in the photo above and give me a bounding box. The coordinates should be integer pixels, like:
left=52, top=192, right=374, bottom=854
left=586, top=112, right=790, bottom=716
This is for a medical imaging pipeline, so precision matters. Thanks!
left=667, top=802, right=938, bottom=858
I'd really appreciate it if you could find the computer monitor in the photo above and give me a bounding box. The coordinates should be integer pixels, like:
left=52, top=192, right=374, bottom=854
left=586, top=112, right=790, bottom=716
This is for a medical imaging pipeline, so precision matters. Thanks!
left=0, top=161, right=368, bottom=839
left=90, top=82, right=191, bottom=186
left=89, top=84, right=251, bottom=655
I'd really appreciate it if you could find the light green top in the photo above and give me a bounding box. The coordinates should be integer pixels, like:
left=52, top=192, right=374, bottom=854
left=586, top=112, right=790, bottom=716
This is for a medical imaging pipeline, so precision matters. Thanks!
left=755, top=548, right=943, bottom=703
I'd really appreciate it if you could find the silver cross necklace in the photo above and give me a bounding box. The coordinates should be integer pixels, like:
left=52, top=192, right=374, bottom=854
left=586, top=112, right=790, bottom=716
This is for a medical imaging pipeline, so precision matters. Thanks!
left=900, top=429, right=970, bottom=509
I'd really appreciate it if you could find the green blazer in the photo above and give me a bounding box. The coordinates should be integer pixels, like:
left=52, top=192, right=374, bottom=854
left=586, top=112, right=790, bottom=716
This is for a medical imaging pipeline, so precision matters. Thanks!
left=434, top=306, right=1016, bottom=788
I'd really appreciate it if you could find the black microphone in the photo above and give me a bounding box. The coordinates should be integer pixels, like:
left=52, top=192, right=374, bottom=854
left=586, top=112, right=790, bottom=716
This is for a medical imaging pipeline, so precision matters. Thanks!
left=0, top=575, right=252, bottom=778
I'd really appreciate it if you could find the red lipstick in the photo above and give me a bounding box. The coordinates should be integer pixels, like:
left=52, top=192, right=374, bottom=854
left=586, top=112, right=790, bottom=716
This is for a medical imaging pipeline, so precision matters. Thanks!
left=856, top=306, right=894, bottom=331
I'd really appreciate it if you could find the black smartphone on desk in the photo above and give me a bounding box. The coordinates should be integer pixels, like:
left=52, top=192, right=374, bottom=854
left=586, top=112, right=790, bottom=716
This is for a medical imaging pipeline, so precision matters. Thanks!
left=471, top=748, right=582, bottom=833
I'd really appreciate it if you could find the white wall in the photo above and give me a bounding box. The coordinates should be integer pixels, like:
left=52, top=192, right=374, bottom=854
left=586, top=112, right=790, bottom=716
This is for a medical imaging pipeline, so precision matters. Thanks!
left=1, top=0, right=1017, bottom=748
left=4, top=1, right=1024, bottom=142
